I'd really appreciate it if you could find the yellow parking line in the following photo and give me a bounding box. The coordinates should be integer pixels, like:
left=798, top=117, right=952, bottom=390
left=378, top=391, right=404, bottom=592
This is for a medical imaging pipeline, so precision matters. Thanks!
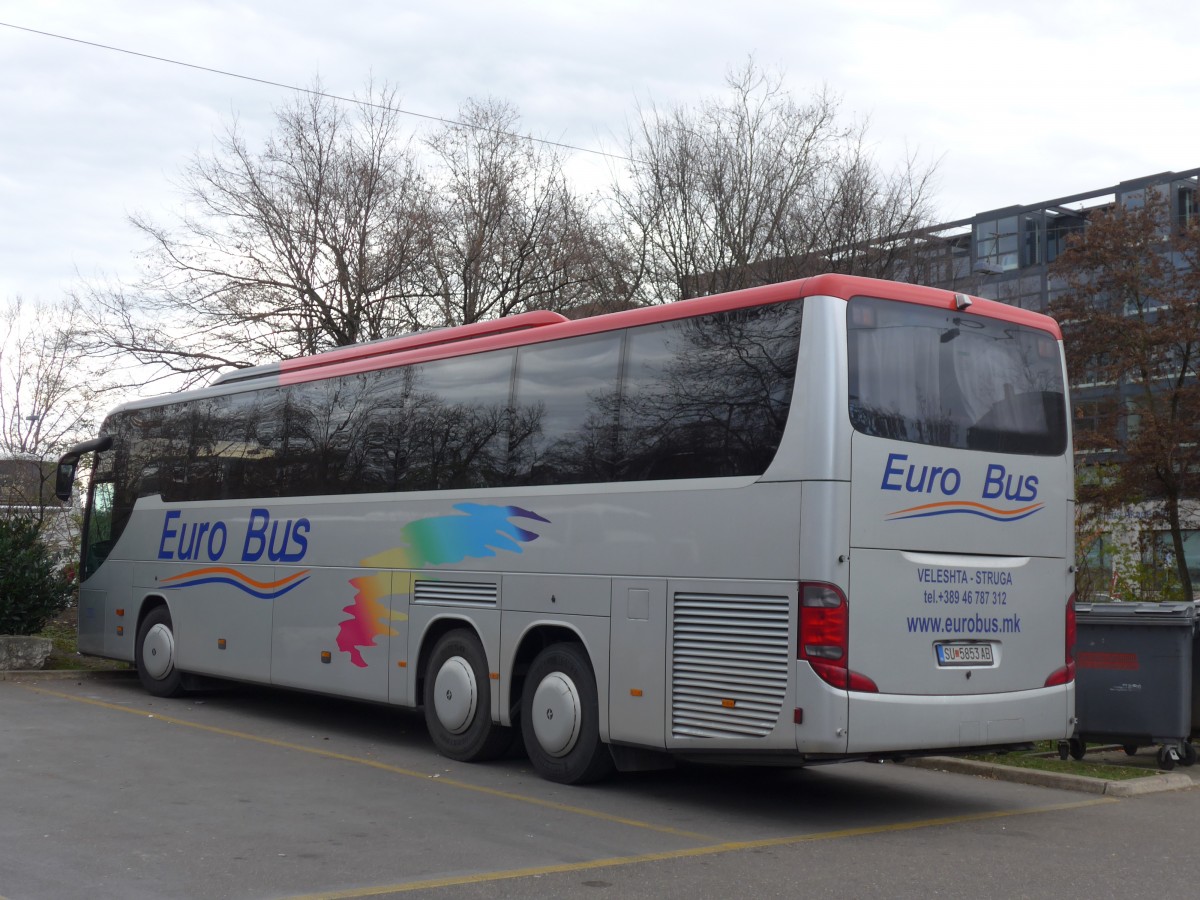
left=21, top=684, right=1119, bottom=899
left=285, top=797, right=1117, bottom=898
left=23, top=684, right=713, bottom=842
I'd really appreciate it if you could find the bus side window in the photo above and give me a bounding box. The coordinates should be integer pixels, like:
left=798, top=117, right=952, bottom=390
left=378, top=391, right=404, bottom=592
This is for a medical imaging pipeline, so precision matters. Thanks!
left=84, top=480, right=116, bottom=577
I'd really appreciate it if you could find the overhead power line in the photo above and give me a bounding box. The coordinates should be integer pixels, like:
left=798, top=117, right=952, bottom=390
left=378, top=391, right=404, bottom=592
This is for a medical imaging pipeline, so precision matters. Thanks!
left=0, top=20, right=632, bottom=163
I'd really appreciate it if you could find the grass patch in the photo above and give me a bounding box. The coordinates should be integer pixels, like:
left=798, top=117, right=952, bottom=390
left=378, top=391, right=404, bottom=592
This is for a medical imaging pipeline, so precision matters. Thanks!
left=38, top=619, right=78, bottom=657
left=966, top=742, right=1150, bottom=780
left=33, top=608, right=130, bottom=672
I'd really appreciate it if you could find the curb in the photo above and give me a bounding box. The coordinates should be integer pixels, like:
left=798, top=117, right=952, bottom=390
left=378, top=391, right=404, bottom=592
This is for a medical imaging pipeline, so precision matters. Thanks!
left=903, top=755, right=1195, bottom=796
left=0, top=668, right=135, bottom=682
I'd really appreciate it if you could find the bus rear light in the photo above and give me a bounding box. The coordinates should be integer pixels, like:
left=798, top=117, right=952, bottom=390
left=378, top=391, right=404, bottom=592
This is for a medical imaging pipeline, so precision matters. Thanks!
left=799, top=582, right=878, bottom=693
left=1044, top=594, right=1076, bottom=687
left=799, top=583, right=846, bottom=660
left=806, top=660, right=879, bottom=692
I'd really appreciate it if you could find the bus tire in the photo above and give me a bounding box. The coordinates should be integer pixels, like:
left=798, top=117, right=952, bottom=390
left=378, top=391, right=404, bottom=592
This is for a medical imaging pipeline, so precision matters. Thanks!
left=423, top=629, right=514, bottom=763
left=520, top=642, right=614, bottom=785
left=135, top=605, right=184, bottom=698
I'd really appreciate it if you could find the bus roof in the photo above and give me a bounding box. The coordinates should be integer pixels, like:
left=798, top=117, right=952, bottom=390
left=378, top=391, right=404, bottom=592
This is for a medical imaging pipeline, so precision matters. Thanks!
left=166, top=274, right=1067, bottom=396
left=213, top=309, right=569, bottom=386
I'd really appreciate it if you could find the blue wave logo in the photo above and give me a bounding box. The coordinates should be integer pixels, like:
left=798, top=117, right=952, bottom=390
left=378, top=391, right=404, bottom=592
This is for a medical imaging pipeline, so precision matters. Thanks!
left=160, top=566, right=310, bottom=600
left=886, top=500, right=1044, bottom=523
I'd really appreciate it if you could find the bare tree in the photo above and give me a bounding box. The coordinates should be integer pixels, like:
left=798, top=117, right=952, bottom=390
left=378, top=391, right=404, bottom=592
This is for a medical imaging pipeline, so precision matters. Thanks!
left=420, top=97, right=614, bottom=326
left=76, top=64, right=940, bottom=392
left=611, top=59, right=939, bottom=303
left=82, top=80, right=433, bottom=387
left=813, top=143, right=942, bottom=278
left=0, top=296, right=98, bottom=522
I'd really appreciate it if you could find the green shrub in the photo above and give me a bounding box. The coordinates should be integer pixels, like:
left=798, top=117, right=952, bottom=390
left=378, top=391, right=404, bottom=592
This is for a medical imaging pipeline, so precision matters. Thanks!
left=0, top=516, right=73, bottom=636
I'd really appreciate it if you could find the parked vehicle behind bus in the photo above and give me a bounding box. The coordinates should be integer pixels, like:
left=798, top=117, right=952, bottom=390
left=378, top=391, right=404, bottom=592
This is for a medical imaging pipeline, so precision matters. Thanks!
left=58, top=274, right=1076, bottom=783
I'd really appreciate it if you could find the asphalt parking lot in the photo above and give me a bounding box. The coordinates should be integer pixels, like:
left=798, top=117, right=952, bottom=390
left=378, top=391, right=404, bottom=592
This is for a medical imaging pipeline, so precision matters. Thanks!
left=2, top=672, right=1196, bottom=900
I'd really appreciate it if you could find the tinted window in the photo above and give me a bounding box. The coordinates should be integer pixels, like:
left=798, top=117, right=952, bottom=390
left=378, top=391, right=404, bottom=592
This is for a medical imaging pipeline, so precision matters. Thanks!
left=511, top=333, right=623, bottom=485
left=109, top=299, right=805, bottom=504
left=847, top=296, right=1067, bottom=455
left=383, top=351, right=515, bottom=491
left=279, top=376, right=382, bottom=496
left=619, top=301, right=803, bottom=479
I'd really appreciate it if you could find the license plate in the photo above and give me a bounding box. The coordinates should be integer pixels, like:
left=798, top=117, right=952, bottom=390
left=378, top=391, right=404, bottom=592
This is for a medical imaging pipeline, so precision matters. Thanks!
left=935, top=642, right=994, bottom=666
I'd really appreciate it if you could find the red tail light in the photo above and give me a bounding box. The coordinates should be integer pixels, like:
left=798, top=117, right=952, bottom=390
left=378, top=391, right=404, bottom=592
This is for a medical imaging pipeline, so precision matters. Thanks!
left=1044, top=594, right=1076, bottom=687
left=799, top=582, right=878, bottom=692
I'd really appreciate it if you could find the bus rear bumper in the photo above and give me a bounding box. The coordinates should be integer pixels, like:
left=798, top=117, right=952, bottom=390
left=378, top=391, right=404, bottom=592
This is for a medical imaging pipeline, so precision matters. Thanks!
left=844, top=683, right=1075, bottom=755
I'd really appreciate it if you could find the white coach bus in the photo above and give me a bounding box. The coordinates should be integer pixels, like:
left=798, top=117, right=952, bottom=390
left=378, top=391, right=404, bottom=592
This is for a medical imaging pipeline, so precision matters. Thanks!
left=57, top=274, right=1076, bottom=783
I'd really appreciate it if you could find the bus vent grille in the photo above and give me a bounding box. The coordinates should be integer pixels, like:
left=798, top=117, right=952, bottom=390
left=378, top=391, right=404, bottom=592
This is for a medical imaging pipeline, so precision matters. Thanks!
left=671, top=591, right=790, bottom=739
left=413, top=580, right=499, bottom=608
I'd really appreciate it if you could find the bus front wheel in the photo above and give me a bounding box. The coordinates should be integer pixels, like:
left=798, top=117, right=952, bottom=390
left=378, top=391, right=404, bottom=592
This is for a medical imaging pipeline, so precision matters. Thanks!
left=520, top=642, right=614, bottom=785
left=423, top=629, right=514, bottom=762
left=135, top=605, right=184, bottom=698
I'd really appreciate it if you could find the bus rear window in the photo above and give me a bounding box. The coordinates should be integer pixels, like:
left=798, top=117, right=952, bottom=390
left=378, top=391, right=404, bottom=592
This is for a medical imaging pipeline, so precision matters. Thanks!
left=847, top=296, right=1068, bottom=456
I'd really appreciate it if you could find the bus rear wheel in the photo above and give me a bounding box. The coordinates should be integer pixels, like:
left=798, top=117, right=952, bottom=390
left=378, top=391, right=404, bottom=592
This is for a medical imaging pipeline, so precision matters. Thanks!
left=520, top=642, right=614, bottom=785
left=423, top=629, right=514, bottom=762
left=135, top=605, right=184, bottom=698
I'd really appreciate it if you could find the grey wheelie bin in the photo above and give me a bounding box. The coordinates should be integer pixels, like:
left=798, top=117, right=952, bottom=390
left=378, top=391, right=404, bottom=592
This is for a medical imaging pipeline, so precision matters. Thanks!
left=1064, top=601, right=1198, bottom=770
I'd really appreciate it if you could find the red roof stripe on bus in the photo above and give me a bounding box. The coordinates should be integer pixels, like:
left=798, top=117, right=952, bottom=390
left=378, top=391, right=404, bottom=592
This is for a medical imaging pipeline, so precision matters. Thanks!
left=813, top=273, right=1063, bottom=338
left=276, top=274, right=1063, bottom=387
left=276, top=309, right=569, bottom=376
left=276, top=280, right=803, bottom=386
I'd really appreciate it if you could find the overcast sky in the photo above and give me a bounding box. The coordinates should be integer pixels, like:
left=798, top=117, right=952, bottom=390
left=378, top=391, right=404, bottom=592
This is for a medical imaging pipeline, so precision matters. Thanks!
left=1, top=0, right=1197, bottom=305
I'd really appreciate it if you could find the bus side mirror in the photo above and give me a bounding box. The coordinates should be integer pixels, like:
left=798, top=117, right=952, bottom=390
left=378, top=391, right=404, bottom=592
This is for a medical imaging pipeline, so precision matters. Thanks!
left=55, top=458, right=78, bottom=503
left=56, top=435, right=113, bottom=503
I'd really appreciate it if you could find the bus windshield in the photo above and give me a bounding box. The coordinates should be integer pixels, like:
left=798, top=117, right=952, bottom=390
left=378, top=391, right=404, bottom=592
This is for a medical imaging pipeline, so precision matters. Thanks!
left=846, top=296, right=1068, bottom=455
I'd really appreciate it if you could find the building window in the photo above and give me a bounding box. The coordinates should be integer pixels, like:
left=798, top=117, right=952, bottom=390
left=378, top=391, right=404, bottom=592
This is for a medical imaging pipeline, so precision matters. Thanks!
left=1123, top=397, right=1141, bottom=442
left=1046, top=211, right=1085, bottom=263
left=1073, top=399, right=1099, bottom=432
left=1178, top=186, right=1197, bottom=229
left=974, top=216, right=1019, bottom=272
left=1071, top=396, right=1118, bottom=451
left=1144, top=530, right=1200, bottom=599
left=1078, top=531, right=1114, bottom=600
left=1021, top=214, right=1043, bottom=267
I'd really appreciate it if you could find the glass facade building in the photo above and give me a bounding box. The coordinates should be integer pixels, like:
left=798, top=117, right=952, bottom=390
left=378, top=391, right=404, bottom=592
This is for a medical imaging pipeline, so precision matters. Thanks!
left=912, top=168, right=1199, bottom=312
left=907, top=168, right=1200, bottom=600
